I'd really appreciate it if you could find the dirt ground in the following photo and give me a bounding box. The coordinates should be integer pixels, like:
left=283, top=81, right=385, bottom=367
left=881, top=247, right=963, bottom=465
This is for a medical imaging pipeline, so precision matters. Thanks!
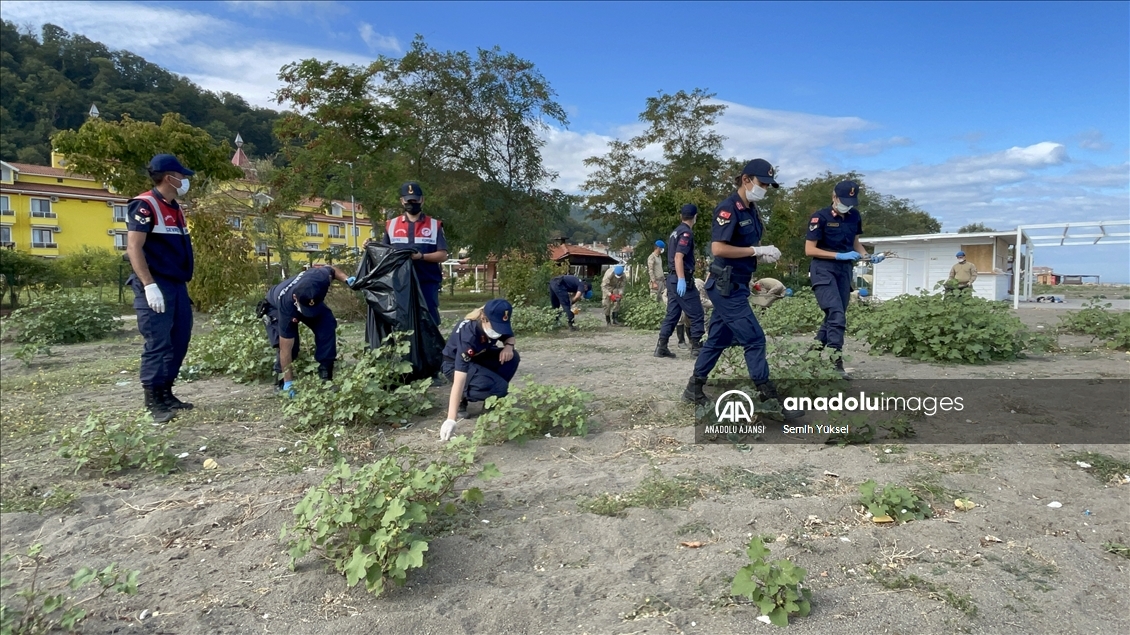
left=1, top=304, right=1128, bottom=635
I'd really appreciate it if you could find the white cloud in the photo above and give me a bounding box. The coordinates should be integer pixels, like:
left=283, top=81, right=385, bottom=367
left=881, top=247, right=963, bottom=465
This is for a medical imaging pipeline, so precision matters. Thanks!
left=358, top=22, right=400, bottom=54
left=1077, top=129, right=1113, bottom=152
left=224, top=1, right=336, bottom=17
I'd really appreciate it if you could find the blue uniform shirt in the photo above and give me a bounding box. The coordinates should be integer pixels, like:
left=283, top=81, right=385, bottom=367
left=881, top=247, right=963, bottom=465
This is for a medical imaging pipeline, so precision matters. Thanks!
left=442, top=319, right=503, bottom=373
left=553, top=275, right=585, bottom=293
left=667, top=222, right=696, bottom=277
left=126, top=188, right=194, bottom=282
left=710, top=192, right=764, bottom=280
left=267, top=267, right=335, bottom=339
left=806, top=206, right=862, bottom=254
left=381, top=213, right=449, bottom=284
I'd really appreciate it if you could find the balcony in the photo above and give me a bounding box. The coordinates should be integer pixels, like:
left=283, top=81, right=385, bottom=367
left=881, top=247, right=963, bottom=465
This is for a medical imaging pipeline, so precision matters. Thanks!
left=0, top=209, right=13, bottom=216
left=306, top=232, right=324, bottom=238
left=31, top=211, right=58, bottom=219
left=1, top=242, right=14, bottom=249
left=32, top=242, right=58, bottom=249
left=115, top=245, right=127, bottom=251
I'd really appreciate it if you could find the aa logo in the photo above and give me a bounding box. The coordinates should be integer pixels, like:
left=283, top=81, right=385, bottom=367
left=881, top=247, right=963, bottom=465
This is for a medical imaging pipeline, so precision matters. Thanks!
left=714, top=390, right=755, bottom=423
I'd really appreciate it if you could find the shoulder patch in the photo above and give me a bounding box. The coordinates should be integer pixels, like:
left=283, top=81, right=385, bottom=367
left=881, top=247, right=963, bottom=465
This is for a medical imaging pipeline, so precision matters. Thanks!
left=719, top=210, right=731, bottom=219
left=735, top=199, right=745, bottom=211
left=717, top=216, right=730, bottom=226
left=810, top=217, right=819, bottom=223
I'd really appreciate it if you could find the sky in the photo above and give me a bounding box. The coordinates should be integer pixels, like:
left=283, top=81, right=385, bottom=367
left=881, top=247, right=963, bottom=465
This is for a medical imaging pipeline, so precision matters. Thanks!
left=4, top=0, right=1129, bottom=281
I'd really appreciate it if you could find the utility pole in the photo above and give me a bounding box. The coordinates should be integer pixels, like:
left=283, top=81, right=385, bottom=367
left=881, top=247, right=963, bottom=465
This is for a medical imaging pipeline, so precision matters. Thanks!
left=346, top=161, right=357, bottom=253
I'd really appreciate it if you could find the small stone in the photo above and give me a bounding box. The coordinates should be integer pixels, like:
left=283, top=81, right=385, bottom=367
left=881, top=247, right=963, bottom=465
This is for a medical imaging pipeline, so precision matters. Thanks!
left=1047, top=501, right=1062, bottom=509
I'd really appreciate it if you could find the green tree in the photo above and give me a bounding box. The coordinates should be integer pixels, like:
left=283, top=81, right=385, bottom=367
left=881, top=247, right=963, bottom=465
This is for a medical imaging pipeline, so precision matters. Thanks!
left=0, top=249, right=55, bottom=308
left=958, top=222, right=995, bottom=233
left=56, top=246, right=120, bottom=299
left=52, top=112, right=244, bottom=196
left=185, top=190, right=261, bottom=311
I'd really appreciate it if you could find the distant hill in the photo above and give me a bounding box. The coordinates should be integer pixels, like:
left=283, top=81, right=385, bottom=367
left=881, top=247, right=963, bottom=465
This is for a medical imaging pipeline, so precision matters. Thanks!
left=0, top=22, right=282, bottom=164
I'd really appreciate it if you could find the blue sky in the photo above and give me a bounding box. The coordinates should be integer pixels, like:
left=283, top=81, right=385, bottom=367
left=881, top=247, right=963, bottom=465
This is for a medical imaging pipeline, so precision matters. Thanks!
left=5, top=0, right=1129, bottom=281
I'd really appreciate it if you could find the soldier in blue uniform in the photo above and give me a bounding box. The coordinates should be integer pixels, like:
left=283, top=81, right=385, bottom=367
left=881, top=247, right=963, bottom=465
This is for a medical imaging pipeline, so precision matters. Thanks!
left=804, top=180, right=883, bottom=380
left=549, top=274, right=592, bottom=331
left=125, top=154, right=197, bottom=423
left=262, top=265, right=355, bottom=396
left=682, top=159, right=804, bottom=420
left=381, top=182, right=449, bottom=326
left=439, top=299, right=520, bottom=440
left=655, top=204, right=705, bottom=358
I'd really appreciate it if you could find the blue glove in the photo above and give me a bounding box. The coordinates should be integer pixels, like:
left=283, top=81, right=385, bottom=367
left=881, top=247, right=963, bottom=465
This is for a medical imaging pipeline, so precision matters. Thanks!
left=835, top=251, right=861, bottom=261
left=346, top=276, right=356, bottom=286
left=868, top=254, right=885, bottom=264
left=676, top=278, right=687, bottom=297
left=282, top=381, right=296, bottom=398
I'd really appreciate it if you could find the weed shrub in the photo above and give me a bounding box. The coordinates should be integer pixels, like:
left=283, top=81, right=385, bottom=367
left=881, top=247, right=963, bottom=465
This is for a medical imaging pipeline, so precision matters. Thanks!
left=1059, top=299, right=1130, bottom=350
left=710, top=338, right=845, bottom=391
left=283, top=337, right=432, bottom=429
left=497, top=251, right=568, bottom=305
left=180, top=300, right=275, bottom=383
left=618, top=290, right=667, bottom=331
left=473, top=376, right=591, bottom=444
left=731, top=537, right=812, bottom=626
left=283, top=439, right=499, bottom=597
left=858, top=479, right=933, bottom=523
left=758, top=289, right=823, bottom=336
left=6, top=292, right=117, bottom=344
left=0, top=544, right=140, bottom=635
left=53, top=411, right=177, bottom=476
left=509, top=299, right=565, bottom=334
left=858, top=291, right=1027, bottom=363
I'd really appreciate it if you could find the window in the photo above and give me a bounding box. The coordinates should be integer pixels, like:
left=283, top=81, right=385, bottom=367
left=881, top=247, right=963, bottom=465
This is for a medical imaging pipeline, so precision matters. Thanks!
left=330, top=203, right=343, bottom=217
left=0, top=165, right=11, bottom=183
left=0, top=195, right=10, bottom=215
left=31, top=198, right=55, bottom=218
left=113, top=232, right=128, bottom=250
left=329, top=224, right=344, bottom=238
left=255, top=241, right=269, bottom=255
left=306, top=222, right=321, bottom=236
left=112, top=204, right=127, bottom=222
left=1, top=225, right=11, bottom=245
left=354, top=226, right=361, bottom=237
left=302, top=242, right=320, bottom=251
left=32, top=228, right=55, bottom=248
left=229, top=216, right=243, bottom=229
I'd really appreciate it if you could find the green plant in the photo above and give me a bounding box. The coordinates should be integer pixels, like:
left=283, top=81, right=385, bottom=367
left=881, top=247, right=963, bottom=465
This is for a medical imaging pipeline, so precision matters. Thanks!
left=473, top=377, right=591, bottom=444
left=859, top=479, right=933, bottom=523
left=0, top=544, right=140, bottom=635
left=858, top=290, right=1029, bottom=363
left=757, top=289, right=823, bottom=336
left=731, top=537, right=812, bottom=626
left=509, top=298, right=566, bottom=334
left=292, top=424, right=346, bottom=463
left=1103, top=542, right=1130, bottom=560
left=179, top=299, right=276, bottom=383
left=12, top=344, right=53, bottom=367
left=1059, top=299, right=1130, bottom=350
left=497, top=251, right=567, bottom=305
left=282, top=438, right=499, bottom=597
left=578, top=469, right=701, bottom=517
left=53, top=411, right=178, bottom=475
left=823, top=413, right=876, bottom=446
left=6, top=292, right=118, bottom=344
left=710, top=337, right=847, bottom=395
left=283, top=337, right=432, bottom=429
left=618, top=290, right=668, bottom=331
left=1061, top=451, right=1130, bottom=484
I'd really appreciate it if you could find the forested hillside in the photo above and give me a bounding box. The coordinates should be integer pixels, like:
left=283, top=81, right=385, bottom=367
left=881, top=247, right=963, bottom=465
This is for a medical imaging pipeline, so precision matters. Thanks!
left=0, top=22, right=281, bottom=164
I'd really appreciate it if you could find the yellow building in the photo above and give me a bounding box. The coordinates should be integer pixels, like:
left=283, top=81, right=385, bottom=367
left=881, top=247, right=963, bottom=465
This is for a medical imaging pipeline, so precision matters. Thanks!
left=0, top=145, right=376, bottom=261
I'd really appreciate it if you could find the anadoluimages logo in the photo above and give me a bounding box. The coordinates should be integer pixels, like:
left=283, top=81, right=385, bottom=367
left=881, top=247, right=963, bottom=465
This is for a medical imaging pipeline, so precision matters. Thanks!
left=714, top=390, right=756, bottom=423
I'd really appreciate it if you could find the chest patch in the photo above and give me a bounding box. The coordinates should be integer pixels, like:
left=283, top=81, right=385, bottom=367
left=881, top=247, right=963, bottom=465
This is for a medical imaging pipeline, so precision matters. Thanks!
left=827, top=222, right=840, bottom=227
left=739, top=219, right=753, bottom=227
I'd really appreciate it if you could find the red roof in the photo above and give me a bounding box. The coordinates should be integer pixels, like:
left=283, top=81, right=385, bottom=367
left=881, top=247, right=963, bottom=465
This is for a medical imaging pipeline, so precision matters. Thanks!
left=0, top=181, right=124, bottom=201
left=231, top=148, right=252, bottom=168
left=549, top=244, right=618, bottom=262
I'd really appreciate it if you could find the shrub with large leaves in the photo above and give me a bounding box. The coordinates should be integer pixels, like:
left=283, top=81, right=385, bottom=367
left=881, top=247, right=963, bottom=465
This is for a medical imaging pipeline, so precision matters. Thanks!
left=731, top=537, right=812, bottom=626
left=179, top=300, right=275, bottom=383
left=473, top=376, right=591, bottom=444
left=6, top=292, right=117, bottom=344
left=1059, top=299, right=1130, bottom=351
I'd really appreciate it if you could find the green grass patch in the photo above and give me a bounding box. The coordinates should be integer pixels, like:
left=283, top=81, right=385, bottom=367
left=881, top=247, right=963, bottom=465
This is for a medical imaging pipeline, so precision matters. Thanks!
left=913, top=451, right=991, bottom=474
left=579, top=470, right=702, bottom=517
left=872, top=570, right=977, bottom=616
left=1061, top=451, right=1130, bottom=484
left=0, top=483, right=77, bottom=514
left=1103, top=542, right=1130, bottom=560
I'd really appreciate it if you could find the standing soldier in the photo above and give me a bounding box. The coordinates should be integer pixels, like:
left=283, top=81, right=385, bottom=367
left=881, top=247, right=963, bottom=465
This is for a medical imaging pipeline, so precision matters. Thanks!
left=261, top=265, right=355, bottom=396
left=647, top=240, right=666, bottom=303
left=947, top=251, right=977, bottom=294
left=382, top=182, right=449, bottom=326
left=804, top=180, right=884, bottom=380
left=682, top=159, right=804, bottom=420
left=655, top=204, right=706, bottom=358
left=125, top=154, right=197, bottom=423
left=601, top=265, right=626, bottom=325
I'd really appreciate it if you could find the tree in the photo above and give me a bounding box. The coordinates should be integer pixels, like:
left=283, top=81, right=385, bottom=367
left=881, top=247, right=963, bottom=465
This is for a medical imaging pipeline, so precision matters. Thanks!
left=959, top=222, right=995, bottom=233
left=0, top=249, right=54, bottom=308
left=184, top=189, right=262, bottom=311
left=57, top=246, right=119, bottom=299
left=52, top=112, right=244, bottom=196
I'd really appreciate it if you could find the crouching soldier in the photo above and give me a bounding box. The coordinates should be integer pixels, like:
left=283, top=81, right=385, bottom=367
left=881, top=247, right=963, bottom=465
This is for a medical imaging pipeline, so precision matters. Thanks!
left=602, top=265, right=626, bottom=325
left=260, top=265, right=354, bottom=396
left=439, top=299, right=520, bottom=441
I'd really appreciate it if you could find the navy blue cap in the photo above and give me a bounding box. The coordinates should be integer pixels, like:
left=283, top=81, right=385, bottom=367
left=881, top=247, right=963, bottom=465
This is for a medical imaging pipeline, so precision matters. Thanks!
left=655, top=240, right=666, bottom=249
left=484, top=298, right=514, bottom=337
left=148, top=154, right=194, bottom=176
left=741, top=159, right=778, bottom=188
left=399, top=182, right=424, bottom=201
left=680, top=204, right=699, bottom=218
left=834, top=180, right=860, bottom=207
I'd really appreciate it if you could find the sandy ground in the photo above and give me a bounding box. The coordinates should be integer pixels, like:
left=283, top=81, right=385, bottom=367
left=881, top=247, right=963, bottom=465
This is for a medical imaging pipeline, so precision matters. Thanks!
left=1, top=305, right=1128, bottom=635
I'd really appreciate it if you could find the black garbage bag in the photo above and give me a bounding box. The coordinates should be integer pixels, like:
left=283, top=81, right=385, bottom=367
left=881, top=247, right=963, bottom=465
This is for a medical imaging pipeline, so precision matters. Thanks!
left=351, top=242, right=444, bottom=382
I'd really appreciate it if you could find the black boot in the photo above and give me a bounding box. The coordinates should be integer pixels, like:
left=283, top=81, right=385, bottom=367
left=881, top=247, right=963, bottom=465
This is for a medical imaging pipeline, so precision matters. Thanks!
left=318, top=362, right=334, bottom=382
left=831, top=353, right=852, bottom=381
left=161, top=384, right=193, bottom=410
left=606, top=314, right=612, bottom=326
left=689, top=338, right=702, bottom=358
left=682, top=376, right=710, bottom=405
left=756, top=380, right=805, bottom=420
left=611, top=312, right=620, bottom=325
left=676, top=325, right=687, bottom=348
left=144, top=386, right=176, bottom=423
left=653, top=336, right=677, bottom=359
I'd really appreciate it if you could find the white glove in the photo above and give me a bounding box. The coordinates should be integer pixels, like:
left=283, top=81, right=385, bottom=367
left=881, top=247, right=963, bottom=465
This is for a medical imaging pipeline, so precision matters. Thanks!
left=439, top=418, right=458, bottom=441
left=144, top=283, right=166, bottom=313
left=753, top=245, right=782, bottom=264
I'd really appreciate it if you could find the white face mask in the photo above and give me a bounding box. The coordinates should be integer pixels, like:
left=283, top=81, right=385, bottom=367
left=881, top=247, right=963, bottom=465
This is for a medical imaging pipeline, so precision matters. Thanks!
left=174, top=176, right=190, bottom=197
left=747, top=182, right=767, bottom=202
left=834, top=201, right=852, bottom=214
left=484, top=326, right=502, bottom=340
